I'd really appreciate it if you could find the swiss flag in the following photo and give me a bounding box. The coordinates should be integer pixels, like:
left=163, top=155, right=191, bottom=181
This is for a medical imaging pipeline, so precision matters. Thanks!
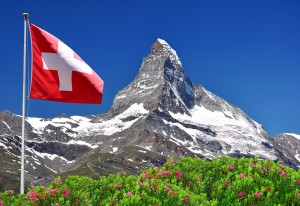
left=29, top=23, right=104, bottom=104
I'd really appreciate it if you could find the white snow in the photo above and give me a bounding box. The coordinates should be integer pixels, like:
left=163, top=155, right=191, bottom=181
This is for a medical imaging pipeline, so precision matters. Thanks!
left=285, top=133, right=300, bottom=140
left=28, top=103, right=149, bottom=137
left=66, top=140, right=99, bottom=149
left=2, top=120, right=11, bottom=131
left=0, top=142, right=8, bottom=149
left=157, top=38, right=182, bottom=66
left=34, top=151, right=74, bottom=164
left=166, top=105, right=277, bottom=160
left=166, top=81, right=189, bottom=112
left=115, top=94, right=127, bottom=99
left=75, top=103, right=148, bottom=136
left=111, top=147, right=118, bottom=153
left=170, top=105, right=254, bottom=130
left=44, top=165, right=57, bottom=173
left=5, top=170, right=17, bottom=174
left=295, top=154, right=300, bottom=162
left=136, top=145, right=152, bottom=151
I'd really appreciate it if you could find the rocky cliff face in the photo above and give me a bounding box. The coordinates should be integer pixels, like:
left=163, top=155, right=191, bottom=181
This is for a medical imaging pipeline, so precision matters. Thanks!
left=0, top=39, right=299, bottom=191
left=273, top=133, right=300, bottom=163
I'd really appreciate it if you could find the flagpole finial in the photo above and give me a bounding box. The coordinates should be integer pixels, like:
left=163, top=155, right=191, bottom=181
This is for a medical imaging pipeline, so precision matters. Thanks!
left=22, top=13, right=29, bottom=20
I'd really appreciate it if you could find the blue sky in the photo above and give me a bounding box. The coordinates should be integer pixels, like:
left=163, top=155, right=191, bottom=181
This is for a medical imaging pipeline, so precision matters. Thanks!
left=0, top=0, right=299, bottom=136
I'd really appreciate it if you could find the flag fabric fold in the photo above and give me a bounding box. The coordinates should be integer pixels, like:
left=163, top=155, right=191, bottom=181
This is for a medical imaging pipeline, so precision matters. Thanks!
left=29, top=23, right=104, bottom=104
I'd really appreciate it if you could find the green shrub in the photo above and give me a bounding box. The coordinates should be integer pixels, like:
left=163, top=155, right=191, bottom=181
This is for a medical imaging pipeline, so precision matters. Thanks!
left=0, top=156, right=299, bottom=205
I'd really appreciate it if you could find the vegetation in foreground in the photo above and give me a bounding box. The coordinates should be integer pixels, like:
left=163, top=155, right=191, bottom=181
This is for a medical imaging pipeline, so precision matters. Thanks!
left=0, top=156, right=299, bottom=205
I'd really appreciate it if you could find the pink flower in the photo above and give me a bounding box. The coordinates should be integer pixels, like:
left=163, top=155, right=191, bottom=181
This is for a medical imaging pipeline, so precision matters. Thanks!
left=295, top=179, right=300, bottom=185
left=228, top=165, right=234, bottom=170
left=160, top=170, right=170, bottom=177
left=257, top=164, right=263, bottom=169
left=62, top=188, right=69, bottom=198
left=29, top=189, right=39, bottom=202
left=250, top=163, right=255, bottom=168
left=138, top=181, right=143, bottom=186
left=280, top=170, right=288, bottom=177
left=238, top=191, right=246, bottom=198
left=115, top=183, right=122, bottom=189
left=54, top=177, right=62, bottom=183
left=119, top=171, right=126, bottom=176
left=126, top=191, right=132, bottom=197
left=166, top=159, right=174, bottom=165
left=7, top=190, right=13, bottom=194
left=168, top=190, right=175, bottom=196
left=182, top=197, right=189, bottom=203
left=144, top=172, right=152, bottom=179
left=48, top=189, right=58, bottom=196
left=238, top=173, right=245, bottom=179
left=175, top=170, right=182, bottom=179
left=0, top=200, right=2, bottom=206
left=254, top=191, right=261, bottom=198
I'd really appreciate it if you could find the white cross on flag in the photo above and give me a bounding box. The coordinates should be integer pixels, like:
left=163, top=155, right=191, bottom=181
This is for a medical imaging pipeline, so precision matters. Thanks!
left=29, top=23, right=104, bottom=104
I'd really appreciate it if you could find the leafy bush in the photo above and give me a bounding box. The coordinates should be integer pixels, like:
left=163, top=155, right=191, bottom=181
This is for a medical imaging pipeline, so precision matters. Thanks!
left=0, top=156, right=299, bottom=205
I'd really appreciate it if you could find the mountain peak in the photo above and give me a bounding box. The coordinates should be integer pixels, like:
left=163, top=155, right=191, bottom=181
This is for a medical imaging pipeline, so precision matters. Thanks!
left=109, top=39, right=192, bottom=116
left=151, top=38, right=182, bottom=67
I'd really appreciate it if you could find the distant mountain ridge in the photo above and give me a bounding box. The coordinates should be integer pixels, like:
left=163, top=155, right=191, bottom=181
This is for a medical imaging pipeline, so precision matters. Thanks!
left=0, top=39, right=299, bottom=191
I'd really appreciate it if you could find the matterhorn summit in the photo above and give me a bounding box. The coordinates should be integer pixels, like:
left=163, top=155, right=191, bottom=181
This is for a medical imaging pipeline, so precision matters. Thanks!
left=111, top=38, right=194, bottom=116
left=0, top=38, right=299, bottom=191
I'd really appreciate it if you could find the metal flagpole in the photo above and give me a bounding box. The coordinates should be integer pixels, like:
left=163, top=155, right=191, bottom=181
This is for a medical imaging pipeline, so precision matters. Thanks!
left=21, top=12, right=29, bottom=194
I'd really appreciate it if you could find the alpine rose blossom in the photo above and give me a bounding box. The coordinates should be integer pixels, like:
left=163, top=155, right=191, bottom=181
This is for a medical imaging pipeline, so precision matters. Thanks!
left=54, top=177, right=62, bottom=183
left=183, top=197, right=189, bottom=203
left=48, top=189, right=58, bottom=196
left=160, top=170, right=170, bottom=177
left=29, top=189, right=39, bottom=202
left=254, top=191, right=261, bottom=198
left=144, top=172, right=152, bottom=179
left=0, top=200, right=2, bottom=206
left=238, top=173, right=245, bottom=179
left=280, top=170, right=288, bottom=177
left=238, top=191, right=246, bottom=198
left=175, top=170, right=182, bottom=179
left=168, top=190, right=175, bottom=196
left=295, top=179, right=300, bottom=185
left=62, top=188, right=69, bottom=198
left=228, top=165, right=234, bottom=170
left=138, top=181, right=143, bottom=186
left=126, top=191, right=132, bottom=197
left=116, top=183, right=122, bottom=189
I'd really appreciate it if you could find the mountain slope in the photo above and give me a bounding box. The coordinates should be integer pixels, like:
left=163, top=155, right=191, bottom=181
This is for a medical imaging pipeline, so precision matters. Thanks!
left=0, top=39, right=299, bottom=191
left=273, top=133, right=300, bottom=163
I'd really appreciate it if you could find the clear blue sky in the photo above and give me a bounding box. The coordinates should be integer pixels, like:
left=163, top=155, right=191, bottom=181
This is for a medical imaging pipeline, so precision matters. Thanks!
left=0, top=0, right=299, bottom=136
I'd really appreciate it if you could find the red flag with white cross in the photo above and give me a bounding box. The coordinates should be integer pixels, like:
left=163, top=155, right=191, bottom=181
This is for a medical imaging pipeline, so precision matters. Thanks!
left=29, top=23, right=104, bottom=104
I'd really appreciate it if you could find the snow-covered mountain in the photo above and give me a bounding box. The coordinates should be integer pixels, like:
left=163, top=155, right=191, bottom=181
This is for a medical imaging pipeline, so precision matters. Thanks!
left=0, top=39, right=299, bottom=191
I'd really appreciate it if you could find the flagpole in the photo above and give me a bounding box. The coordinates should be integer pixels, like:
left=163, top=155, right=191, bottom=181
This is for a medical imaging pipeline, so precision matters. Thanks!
left=21, top=12, right=29, bottom=194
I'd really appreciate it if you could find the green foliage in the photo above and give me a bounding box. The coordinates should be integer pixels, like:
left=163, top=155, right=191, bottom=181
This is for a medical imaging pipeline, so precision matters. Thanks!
left=0, top=156, right=299, bottom=205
